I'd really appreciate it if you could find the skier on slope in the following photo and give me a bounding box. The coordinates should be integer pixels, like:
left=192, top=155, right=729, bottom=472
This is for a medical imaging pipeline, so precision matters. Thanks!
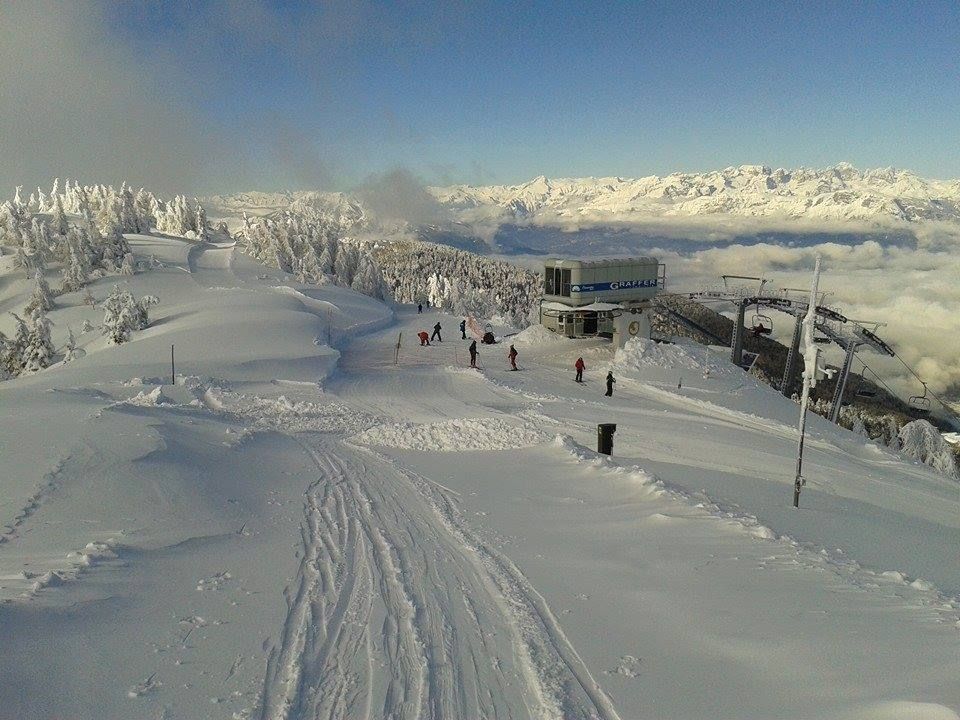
left=417, top=302, right=423, bottom=314
left=469, top=339, right=478, bottom=368
left=418, top=330, right=430, bottom=346
left=605, top=371, right=616, bottom=397
left=459, top=319, right=467, bottom=339
left=575, top=357, right=585, bottom=382
left=507, top=344, right=518, bottom=371
left=431, top=322, right=442, bottom=342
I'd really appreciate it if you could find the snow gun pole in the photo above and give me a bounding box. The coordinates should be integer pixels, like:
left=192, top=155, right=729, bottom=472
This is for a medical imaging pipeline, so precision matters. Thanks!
left=794, top=256, right=822, bottom=508
left=395, top=333, right=402, bottom=366
left=170, top=344, right=175, bottom=385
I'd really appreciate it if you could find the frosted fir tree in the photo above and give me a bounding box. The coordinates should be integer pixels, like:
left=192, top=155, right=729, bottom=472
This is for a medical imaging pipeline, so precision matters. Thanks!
left=28, top=270, right=54, bottom=312
left=0, top=198, right=28, bottom=246
left=61, top=244, right=90, bottom=293
left=351, top=254, right=383, bottom=299
left=96, top=196, right=123, bottom=240
left=333, top=242, right=357, bottom=285
left=194, top=199, right=208, bottom=240
left=30, top=217, right=53, bottom=257
left=1, top=314, right=29, bottom=377
left=898, top=419, right=959, bottom=479
left=62, top=326, right=80, bottom=363
left=36, top=187, right=48, bottom=213
left=83, top=208, right=102, bottom=243
left=120, top=252, right=136, bottom=276
left=133, top=294, right=159, bottom=330
left=318, top=241, right=335, bottom=275
left=51, top=193, right=70, bottom=236
left=21, top=306, right=55, bottom=372
left=101, top=286, right=139, bottom=344
left=101, top=286, right=159, bottom=344
left=849, top=413, right=870, bottom=438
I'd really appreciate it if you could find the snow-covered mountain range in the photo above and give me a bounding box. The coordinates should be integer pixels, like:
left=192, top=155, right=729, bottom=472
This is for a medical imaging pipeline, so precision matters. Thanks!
left=431, top=164, right=960, bottom=225
left=204, top=164, right=960, bottom=230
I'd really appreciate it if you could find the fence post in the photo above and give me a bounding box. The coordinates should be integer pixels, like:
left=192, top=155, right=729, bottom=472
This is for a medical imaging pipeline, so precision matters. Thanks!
left=395, top=333, right=402, bottom=365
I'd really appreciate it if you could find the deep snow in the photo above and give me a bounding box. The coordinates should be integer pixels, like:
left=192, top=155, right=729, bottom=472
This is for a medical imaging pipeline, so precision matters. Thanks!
left=0, top=235, right=957, bottom=720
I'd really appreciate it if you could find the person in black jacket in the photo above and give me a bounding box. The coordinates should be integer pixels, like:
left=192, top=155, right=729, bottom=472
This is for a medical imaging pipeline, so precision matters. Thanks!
left=468, top=340, right=478, bottom=368
left=431, top=322, right=442, bottom=342
left=605, top=371, right=616, bottom=397
left=459, top=319, right=466, bottom=339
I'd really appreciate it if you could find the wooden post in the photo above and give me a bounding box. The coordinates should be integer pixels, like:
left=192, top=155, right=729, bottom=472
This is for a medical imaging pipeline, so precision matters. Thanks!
left=170, top=344, right=175, bottom=384
left=394, top=333, right=402, bottom=365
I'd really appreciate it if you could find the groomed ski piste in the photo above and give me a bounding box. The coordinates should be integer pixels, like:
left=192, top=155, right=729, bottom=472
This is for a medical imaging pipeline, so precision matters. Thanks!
left=0, top=234, right=958, bottom=720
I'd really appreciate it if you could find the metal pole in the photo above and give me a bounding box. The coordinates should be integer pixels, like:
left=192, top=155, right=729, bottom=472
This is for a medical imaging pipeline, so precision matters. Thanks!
left=794, top=406, right=807, bottom=507
left=730, top=298, right=748, bottom=367
left=394, top=332, right=402, bottom=365
left=781, top=315, right=803, bottom=396
left=170, top=344, right=175, bottom=384
left=829, top=341, right=858, bottom=423
left=794, top=255, right=822, bottom=508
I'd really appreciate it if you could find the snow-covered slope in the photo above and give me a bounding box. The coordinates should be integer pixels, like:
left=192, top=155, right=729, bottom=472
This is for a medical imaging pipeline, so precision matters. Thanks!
left=430, top=164, right=960, bottom=225
left=1, top=233, right=958, bottom=719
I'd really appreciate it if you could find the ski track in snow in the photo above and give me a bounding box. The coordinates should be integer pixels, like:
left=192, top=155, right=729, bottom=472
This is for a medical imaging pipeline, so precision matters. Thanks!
left=254, top=426, right=621, bottom=720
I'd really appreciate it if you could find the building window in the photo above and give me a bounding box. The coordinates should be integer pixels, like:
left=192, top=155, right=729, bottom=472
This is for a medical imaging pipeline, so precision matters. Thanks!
left=560, top=269, right=571, bottom=297
left=544, top=268, right=554, bottom=295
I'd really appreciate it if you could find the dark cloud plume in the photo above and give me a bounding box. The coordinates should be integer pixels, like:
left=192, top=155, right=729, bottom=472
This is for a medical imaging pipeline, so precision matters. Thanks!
left=354, top=168, right=443, bottom=227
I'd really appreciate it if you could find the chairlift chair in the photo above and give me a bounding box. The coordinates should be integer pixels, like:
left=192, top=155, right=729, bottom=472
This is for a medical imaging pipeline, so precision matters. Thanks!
left=852, top=372, right=877, bottom=398
left=909, top=382, right=931, bottom=412
left=751, top=311, right=773, bottom=337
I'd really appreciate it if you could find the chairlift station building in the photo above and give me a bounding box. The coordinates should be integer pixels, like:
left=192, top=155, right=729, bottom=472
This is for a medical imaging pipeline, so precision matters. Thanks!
left=539, top=257, right=663, bottom=340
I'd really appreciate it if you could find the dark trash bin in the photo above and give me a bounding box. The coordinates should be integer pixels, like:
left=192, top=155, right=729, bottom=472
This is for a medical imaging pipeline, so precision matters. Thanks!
left=597, top=423, right=617, bottom=455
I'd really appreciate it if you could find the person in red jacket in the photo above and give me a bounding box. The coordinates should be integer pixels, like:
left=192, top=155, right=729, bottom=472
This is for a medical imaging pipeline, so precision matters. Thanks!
left=418, top=330, right=430, bottom=346
left=575, top=357, right=585, bottom=382
left=507, top=344, right=518, bottom=370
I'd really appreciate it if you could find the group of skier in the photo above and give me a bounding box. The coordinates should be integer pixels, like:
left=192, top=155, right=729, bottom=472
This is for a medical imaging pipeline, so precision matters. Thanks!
left=415, top=307, right=614, bottom=394
left=575, top=356, right=616, bottom=396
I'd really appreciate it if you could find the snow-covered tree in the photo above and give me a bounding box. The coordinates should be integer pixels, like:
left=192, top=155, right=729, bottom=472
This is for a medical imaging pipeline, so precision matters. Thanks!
left=899, top=419, right=959, bottom=479
left=62, top=326, right=79, bottom=363
left=101, top=286, right=158, bottom=344
left=21, top=306, right=55, bottom=372
left=51, top=193, right=70, bottom=236
left=351, top=254, right=384, bottom=298
left=0, top=314, right=29, bottom=377
left=120, top=252, right=136, bottom=276
left=194, top=199, right=208, bottom=240
left=27, top=270, right=54, bottom=312
left=61, top=244, right=90, bottom=293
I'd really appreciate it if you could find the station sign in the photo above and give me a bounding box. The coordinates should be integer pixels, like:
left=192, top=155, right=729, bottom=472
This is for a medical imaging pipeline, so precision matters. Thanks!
left=571, top=278, right=658, bottom=293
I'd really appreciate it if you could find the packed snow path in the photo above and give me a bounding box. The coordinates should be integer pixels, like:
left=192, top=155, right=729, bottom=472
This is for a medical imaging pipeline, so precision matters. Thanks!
left=256, top=436, right=619, bottom=720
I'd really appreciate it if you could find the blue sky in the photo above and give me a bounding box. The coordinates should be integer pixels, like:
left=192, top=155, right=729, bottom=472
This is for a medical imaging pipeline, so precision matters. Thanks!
left=2, top=1, right=958, bottom=193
